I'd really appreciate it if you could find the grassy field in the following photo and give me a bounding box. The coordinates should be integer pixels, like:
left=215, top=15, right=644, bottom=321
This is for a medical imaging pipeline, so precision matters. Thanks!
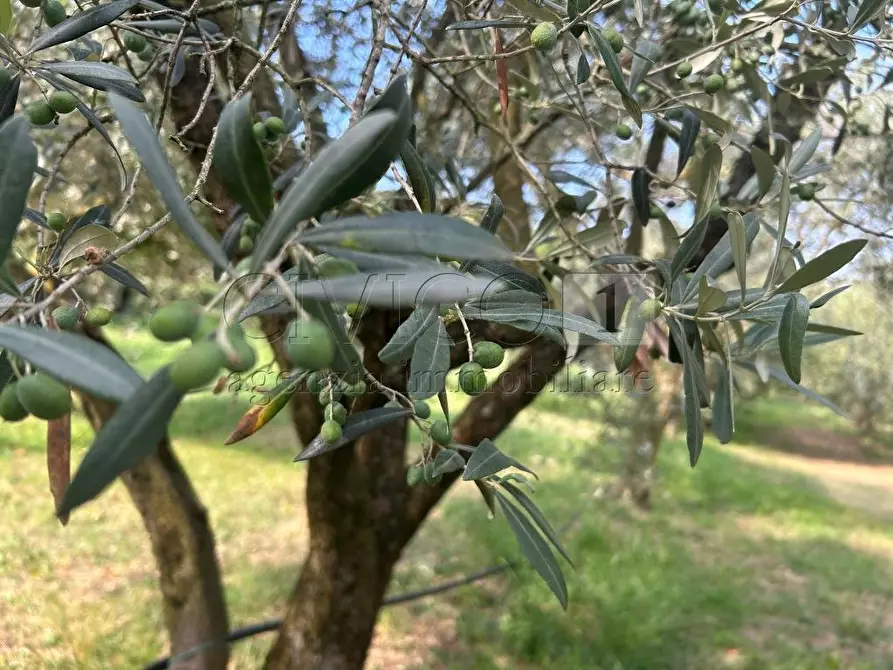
left=1, top=326, right=892, bottom=669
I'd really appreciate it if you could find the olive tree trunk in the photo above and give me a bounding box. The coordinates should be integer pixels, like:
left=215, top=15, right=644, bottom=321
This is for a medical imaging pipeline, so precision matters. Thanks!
left=265, top=335, right=568, bottom=670
left=154, top=6, right=568, bottom=668
left=79, top=329, right=229, bottom=670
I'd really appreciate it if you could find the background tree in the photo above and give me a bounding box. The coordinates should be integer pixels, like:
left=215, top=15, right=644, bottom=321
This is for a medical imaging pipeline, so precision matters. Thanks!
left=0, top=0, right=888, bottom=667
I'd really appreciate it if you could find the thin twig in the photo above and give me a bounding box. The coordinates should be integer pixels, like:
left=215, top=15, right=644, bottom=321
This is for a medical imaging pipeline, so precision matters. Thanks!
left=350, top=0, right=389, bottom=124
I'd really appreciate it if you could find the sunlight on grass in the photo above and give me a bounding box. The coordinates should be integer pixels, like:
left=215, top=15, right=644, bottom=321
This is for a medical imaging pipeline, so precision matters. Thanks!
left=1, top=331, right=892, bottom=669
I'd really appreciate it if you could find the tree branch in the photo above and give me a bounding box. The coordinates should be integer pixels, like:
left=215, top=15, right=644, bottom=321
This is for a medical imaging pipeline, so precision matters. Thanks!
left=403, top=338, right=567, bottom=540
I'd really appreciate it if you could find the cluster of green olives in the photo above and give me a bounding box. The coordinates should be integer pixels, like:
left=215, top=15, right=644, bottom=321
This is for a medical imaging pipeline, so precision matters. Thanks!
left=123, top=30, right=155, bottom=63
left=148, top=302, right=257, bottom=393
left=253, top=115, right=289, bottom=160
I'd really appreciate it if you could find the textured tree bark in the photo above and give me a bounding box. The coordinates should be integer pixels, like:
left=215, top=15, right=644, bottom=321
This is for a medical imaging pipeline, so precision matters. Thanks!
left=121, top=443, right=230, bottom=670
left=264, top=309, right=410, bottom=670
left=264, top=298, right=568, bottom=670
left=266, top=347, right=569, bottom=670
left=78, top=334, right=228, bottom=670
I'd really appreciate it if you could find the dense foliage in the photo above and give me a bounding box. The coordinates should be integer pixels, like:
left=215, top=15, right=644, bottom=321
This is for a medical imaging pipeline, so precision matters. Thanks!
left=0, top=0, right=888, bottom=664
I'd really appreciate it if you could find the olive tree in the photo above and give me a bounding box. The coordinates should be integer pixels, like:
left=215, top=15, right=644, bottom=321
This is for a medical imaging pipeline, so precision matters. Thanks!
left=796, top=282, right=892, bottom=437
left=0, top=0, right=887, bottom=667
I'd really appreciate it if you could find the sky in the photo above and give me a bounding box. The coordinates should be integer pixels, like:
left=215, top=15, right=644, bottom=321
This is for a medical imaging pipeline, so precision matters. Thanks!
left=264, top=0, right=890, bottom=277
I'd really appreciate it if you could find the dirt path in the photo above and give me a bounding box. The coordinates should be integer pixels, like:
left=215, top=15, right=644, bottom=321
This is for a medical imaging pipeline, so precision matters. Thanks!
left=726, top=443, right=893, bottom=521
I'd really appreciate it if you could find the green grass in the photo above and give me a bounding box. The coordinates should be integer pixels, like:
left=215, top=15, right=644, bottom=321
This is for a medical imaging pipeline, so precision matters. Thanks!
left=2, top=327, right=892, bottom=669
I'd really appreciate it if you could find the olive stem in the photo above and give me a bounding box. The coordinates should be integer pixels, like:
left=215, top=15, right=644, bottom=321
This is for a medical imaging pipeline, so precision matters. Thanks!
left=454, top=303, right=474, bottom=362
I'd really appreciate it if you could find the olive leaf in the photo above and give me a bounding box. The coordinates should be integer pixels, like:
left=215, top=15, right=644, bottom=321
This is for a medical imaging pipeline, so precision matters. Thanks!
left=750, top=146, right=775, bottom=199
left=446, top=19, right=532, bottom=29
left=298, top=213, right=514, bottom=261
left=712, top=361, right=734, bottom=444
left=0, top=326, right=142, bottom=402
left=810, top=284, right=850, bottom=309
left=431, top=448, right=465, bottom=477
left=100, top=262, right=149, bottom=296
left=379, top=306, right=438, bottom=364
left=399, top=139, right=437, bottom=213
left=778, top=293, right=810, bottom=384
left=57, top=224, right=119, bottom=268
left=0, top=74, right=20, bottom=126
left=408, top=316, right=450, bottom=399
left=776, top=239, right=867, bottom=294
left=613, top=297, right=645, bottom=373
left=500, top=479, right=573, bottom=567
left=631, top=168, right=650, bottom=225
left=683, top=105, right=731, bottom=134
left=250, top=110, right=401, bottom=271
left=588, top=25, right=641, bottom=126
left=629, top=39, right=661, bottom=90
left=109, top=94, right=232, bottom=271
left=38, top=74, right=127, bottom=189
left=575, top=52, right=590, bottom=84
left=849, top=0, right=885, bottom=31
left=462, top=306, right=616, bottom=345
left=669, top=217, right=709, bottom=281
left=45, top=61, right=145, bottom=102
left=727, top=211, right=748, bottom=302
left=0, top=117, right=36, bottom=270
left=495, top=490, right=568, bottom=610
left=697, top=277, right=726, bottom=315
left=28, top=0, right=139, bottom=53
left=121, top=18, right=220, bottom=35
left=682, top=212, right=759, bottom=300
left=59, top=367, right=181, bottom=517
left=694, top=143, right=722, bottom=224
left=295, top=406, right=412, bottom=461
left=682, top=343, right=704, bottom=466
left=677, top=109, right=701, bottom=177
left=47, top=411, right=72, bottom=525
left=479, top=194, right=505, bottom=234
left=213, top=94, right=274, bottom=224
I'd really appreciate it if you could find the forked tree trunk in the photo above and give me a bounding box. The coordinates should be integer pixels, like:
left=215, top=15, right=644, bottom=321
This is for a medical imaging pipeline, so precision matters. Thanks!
left=154, top=7, right=567, bottom=667
left=265, top=336, right=568, bottom=670
left=265, top=309, right=411, bottom=669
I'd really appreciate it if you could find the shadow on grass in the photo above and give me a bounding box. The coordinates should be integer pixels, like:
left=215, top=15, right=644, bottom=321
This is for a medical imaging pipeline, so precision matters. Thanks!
left=733, top=395, right=893, bottom=466
left=421, top=530, right=893, bottom=670
left=62, top=392, right=893, bottom=670
left=395, top=440, right=893, bottom=670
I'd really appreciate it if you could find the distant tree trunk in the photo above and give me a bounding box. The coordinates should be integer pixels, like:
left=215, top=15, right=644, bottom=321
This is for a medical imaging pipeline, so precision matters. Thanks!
left=855, top=405, right=876, bottom=438
left=623, top=361, right=682, bottom=509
